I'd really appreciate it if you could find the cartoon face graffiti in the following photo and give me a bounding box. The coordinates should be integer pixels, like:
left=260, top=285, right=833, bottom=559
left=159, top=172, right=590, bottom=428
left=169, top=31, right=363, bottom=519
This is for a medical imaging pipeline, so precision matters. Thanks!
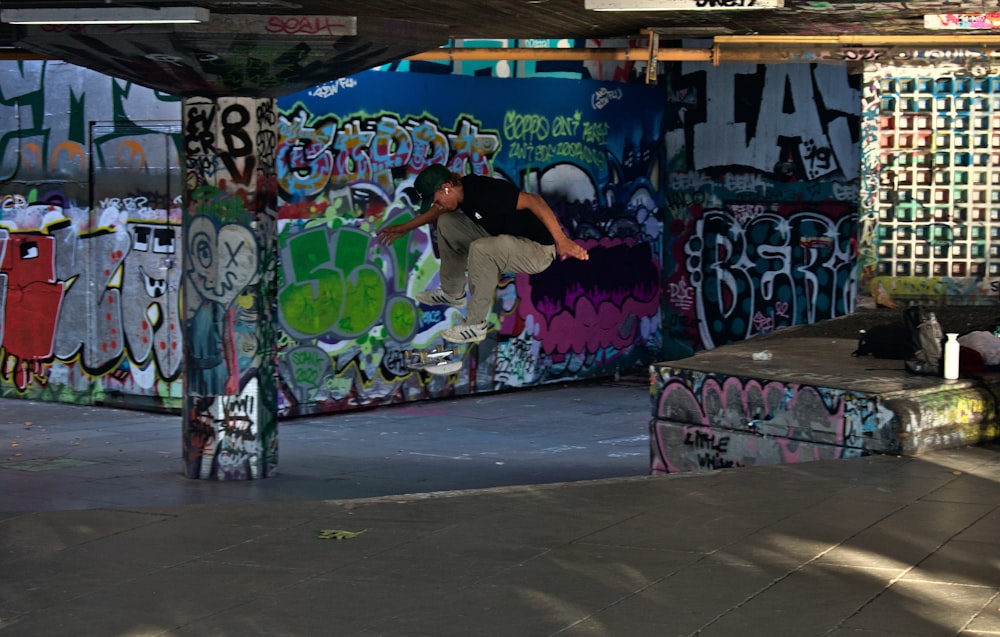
left=122, top=222, right=183, bottom=378
left=185, top=216, right=258, bottom=309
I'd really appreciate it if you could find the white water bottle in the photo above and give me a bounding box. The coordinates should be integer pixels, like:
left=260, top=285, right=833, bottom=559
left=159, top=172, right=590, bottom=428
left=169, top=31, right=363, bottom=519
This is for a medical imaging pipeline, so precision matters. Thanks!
left=943, top=333, right=960, bottom=380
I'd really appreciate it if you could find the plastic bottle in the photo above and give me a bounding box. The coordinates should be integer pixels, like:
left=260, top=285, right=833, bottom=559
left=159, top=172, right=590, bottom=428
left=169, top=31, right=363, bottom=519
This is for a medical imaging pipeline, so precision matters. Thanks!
left=943, top=333, right=960, bottom=380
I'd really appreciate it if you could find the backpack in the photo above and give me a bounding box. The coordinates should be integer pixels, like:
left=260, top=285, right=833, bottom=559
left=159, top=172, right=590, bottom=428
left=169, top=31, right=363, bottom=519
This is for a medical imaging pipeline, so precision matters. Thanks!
left=904, top=307, right=943, bottom=375
left=852, top=322, right=907, bottom=359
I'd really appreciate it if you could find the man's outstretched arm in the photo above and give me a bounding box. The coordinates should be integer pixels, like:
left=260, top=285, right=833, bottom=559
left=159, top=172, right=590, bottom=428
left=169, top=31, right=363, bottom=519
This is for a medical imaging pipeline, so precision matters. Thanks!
left=377, top=204, right=449, bottom=245
left=517, top=192, right=589, bottom=261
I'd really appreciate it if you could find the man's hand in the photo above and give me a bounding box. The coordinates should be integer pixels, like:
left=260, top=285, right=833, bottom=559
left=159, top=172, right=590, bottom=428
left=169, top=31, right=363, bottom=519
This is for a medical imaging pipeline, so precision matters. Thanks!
left=555, top=236, right=589, bottom=261
left=378, top=204, right=448, bottom=246
left=377, top=224, right=408, bottom=246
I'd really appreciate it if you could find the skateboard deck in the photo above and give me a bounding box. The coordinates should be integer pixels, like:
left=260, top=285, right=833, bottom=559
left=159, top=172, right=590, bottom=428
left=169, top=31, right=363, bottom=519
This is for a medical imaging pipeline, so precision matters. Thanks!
left=405, top=344, right=463, bottom=376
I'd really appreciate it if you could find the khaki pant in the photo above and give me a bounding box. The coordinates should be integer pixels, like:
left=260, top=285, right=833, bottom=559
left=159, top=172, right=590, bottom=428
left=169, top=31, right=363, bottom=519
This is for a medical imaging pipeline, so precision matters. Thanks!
left=436, top=212, right=556, bottom=324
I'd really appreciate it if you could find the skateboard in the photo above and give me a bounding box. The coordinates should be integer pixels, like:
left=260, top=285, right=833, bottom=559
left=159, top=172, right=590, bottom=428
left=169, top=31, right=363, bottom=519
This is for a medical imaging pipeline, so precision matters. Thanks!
left=405, top=344, right=463, bottom=376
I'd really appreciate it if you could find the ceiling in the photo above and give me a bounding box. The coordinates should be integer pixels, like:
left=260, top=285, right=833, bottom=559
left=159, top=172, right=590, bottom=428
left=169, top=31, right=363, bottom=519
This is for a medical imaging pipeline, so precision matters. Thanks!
left=1, top=0, right=998, bottom=97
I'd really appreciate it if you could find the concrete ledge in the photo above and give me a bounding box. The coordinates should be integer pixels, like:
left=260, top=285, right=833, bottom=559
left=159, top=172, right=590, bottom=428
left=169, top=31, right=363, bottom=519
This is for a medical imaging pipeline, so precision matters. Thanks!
left=650, top=336, right=1000, bottom=473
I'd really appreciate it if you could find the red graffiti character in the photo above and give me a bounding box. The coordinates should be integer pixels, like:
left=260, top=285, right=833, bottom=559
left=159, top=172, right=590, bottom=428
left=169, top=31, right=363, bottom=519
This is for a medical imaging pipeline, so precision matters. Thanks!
left=1, top=234, right=65, bottom=389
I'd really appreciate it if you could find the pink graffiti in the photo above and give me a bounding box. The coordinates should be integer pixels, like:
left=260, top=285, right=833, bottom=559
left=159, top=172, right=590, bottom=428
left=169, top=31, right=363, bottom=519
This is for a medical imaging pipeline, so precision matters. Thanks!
left=509, top=239, right=660, bottom=356
left=927, top=13, right=1000, bottom=29
left=667, top=275, right=695, bottom=311
left=265, top=16, right=353, bottom=35
left=651, top=375, right=849, bottom=473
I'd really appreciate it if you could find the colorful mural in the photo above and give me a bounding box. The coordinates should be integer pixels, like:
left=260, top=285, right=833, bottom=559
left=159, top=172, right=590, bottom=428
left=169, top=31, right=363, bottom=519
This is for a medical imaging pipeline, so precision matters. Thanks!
left=0, top=61, right=183, bottom=407
left=0, top=60, right=666, bottom=414
left=9, top=51, right=1000, bottom=481
left=2, top=55, right=873, bottom=421
left=659, top=62, right=863, bottom=355
left=273, top=71, right=665, bottom=416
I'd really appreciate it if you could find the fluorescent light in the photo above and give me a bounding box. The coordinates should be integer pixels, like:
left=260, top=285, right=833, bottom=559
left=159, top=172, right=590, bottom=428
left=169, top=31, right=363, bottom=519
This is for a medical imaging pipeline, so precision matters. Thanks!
left=1, top=7, right=210, bottom=25
left=586, top=0, right=782, bottom=10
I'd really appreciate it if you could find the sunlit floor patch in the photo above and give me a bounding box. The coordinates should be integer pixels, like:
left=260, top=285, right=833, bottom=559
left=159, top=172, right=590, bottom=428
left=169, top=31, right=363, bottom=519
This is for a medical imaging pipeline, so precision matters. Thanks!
left=0, top=457, right=101, bottom=472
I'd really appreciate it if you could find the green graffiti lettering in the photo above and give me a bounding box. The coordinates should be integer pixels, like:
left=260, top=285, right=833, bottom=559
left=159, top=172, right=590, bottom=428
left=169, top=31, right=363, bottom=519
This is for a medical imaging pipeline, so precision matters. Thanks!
left=385, top=296, right=418, bottom=342
left=337, top=266, right=384, bottom=336
left=277, top=224, right=394, bottom=340
left=552, top=113, right=581, bottom=138
left=503, top=110, right=550, bottom=142
left=583, top=121, right=611, bottom=145
left=278, top=265, right=345, bottom=337
left=295, top=366, right=320, bottom=386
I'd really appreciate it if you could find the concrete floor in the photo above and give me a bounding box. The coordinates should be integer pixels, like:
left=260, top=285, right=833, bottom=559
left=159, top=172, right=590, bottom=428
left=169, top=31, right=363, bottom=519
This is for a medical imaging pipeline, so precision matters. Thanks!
left=1, top=378, right=999, bottom=636
left=0, top=378, right=652, bottom=511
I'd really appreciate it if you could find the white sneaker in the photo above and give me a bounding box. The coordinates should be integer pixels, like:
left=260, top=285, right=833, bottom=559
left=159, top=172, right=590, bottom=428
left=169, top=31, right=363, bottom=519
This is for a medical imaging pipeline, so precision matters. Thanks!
left=442, top=321, right=488, bottom=343
left=415, top=289, right=466, bottom=309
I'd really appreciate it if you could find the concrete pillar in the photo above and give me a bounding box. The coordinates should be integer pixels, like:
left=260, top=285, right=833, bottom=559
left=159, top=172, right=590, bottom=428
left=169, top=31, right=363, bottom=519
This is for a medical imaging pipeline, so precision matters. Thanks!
left=180, top=96, right=279, bottom=480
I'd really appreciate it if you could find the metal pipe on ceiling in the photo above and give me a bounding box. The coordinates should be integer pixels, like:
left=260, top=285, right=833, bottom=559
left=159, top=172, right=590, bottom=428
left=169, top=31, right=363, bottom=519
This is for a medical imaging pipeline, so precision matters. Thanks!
left=405, top=47, right=710, bottom=62
left=715, top=34, right=1000, bottom=46
left=404, top=42, right=1000, bottom=64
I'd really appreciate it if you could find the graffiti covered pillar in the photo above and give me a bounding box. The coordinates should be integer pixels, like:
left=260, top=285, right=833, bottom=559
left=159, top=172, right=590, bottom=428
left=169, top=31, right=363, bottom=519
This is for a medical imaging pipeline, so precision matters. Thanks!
left=181, top=96, right=279, bottom=480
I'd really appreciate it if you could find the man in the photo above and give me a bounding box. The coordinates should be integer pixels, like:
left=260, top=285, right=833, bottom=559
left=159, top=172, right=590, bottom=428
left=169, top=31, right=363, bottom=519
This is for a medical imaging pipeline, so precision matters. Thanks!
left=377, top=164, right=589, bottom=343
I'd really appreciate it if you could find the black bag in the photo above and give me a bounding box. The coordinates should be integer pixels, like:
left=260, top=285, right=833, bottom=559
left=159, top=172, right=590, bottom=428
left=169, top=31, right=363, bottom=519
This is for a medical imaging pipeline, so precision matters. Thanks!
left=852, top=323, right=907, bottom=359
left=904, top=307, right=943, bottom=375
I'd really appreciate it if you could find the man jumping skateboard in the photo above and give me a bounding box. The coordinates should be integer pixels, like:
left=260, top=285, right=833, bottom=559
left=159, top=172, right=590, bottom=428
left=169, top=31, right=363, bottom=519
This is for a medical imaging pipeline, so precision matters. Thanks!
left=377, top=164, right=589, bottom=343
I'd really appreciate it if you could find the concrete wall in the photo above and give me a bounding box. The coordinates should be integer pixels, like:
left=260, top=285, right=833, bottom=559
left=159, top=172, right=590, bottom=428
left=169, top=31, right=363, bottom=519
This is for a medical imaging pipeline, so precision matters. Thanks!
left=649, top=337, right=1000, bottom=473
left=1, top=54, right=909, bottom=416
left=649, top=364, right=889, bottom=473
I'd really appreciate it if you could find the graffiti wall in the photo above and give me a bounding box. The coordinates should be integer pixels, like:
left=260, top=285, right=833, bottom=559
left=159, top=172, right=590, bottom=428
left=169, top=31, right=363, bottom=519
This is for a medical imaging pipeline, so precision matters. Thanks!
left=659, top=62, right=862, bottom=356
left=273, top=71, right=664, bottom=416
left=860, top=54, right=1000, bottom=306
left=1, top=55, right=884, bottom=417
left=649, top=365, right=896, bottom=473
left=0, top=58, right=663, bottom=412
left=0, top=60, right=184, bottom=408
left=181, top=96, right=280, bottom=480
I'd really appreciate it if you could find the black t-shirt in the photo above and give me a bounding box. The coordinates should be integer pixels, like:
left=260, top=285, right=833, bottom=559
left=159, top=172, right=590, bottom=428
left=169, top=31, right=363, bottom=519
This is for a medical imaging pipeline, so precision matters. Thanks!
left=459, top=175, right=554, bottom=246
